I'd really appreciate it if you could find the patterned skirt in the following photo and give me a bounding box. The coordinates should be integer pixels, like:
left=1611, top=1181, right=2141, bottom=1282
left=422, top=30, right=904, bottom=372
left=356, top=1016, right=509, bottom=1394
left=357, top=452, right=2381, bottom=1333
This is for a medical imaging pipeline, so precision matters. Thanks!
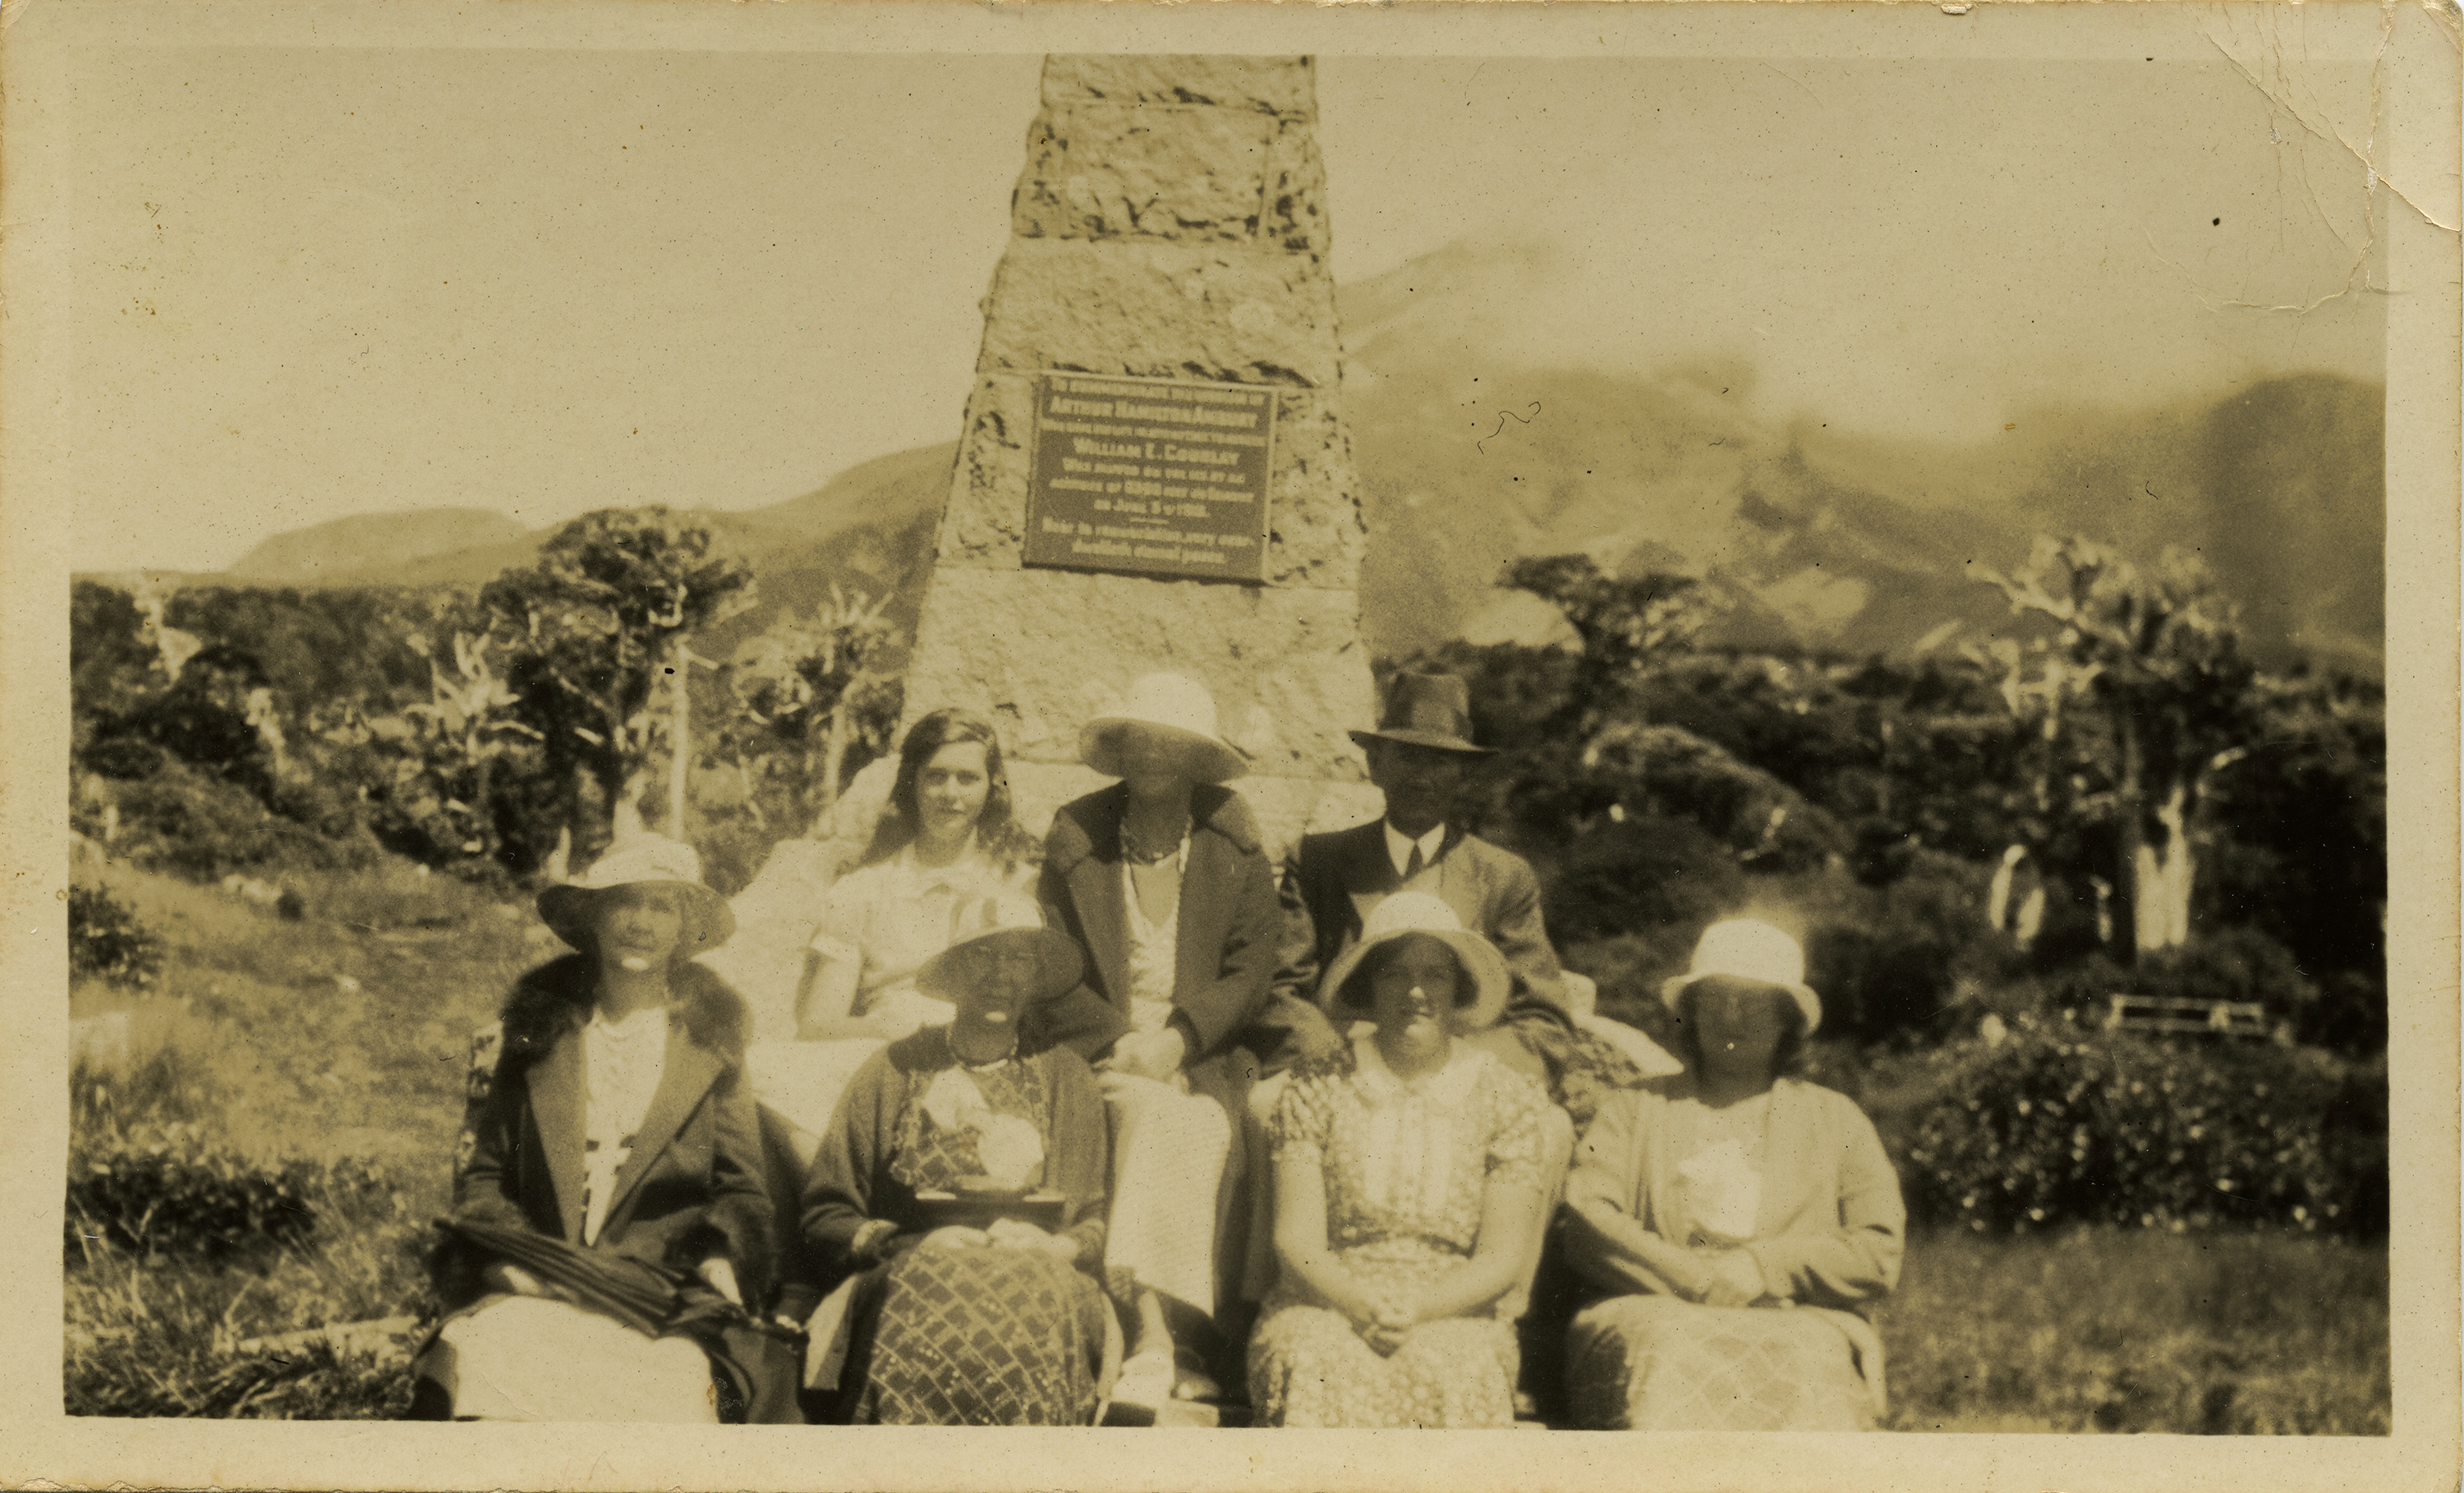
left=1247, top=1242, right=1519, bottom=1429
left=1566, top=1295, right=1878, bottom=1431
left=840, top=1246, right=1110, bottom=1426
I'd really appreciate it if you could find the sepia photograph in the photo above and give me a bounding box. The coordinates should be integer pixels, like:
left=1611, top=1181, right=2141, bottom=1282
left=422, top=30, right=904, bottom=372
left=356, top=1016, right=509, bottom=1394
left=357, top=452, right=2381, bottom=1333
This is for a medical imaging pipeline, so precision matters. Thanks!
left=4, top=1, right=2456, bottom=1489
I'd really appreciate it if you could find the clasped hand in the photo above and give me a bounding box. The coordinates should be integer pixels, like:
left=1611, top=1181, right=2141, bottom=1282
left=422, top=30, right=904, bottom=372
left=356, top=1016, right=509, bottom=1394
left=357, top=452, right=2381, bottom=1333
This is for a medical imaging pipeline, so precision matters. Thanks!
left=1696, top=1247, right=1768, bottom=1308
left=1096, top=1027, right=1187, bottom=1086
left=1339, top=1285, right=1423, bottom=1357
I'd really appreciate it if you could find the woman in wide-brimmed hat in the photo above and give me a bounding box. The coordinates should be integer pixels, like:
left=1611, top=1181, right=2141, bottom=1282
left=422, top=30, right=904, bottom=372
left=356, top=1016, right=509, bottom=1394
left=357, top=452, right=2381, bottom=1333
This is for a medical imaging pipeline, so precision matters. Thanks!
left=799, top=895, right=1116, bottom=1424
left=1245, top=894, right=1554, bottom=1427
left=1559, top=918, right=1905, bottom=1431
left=1027, top=671, right=1294, bottom=1412
left=412, top=834, right=778, bottom=1422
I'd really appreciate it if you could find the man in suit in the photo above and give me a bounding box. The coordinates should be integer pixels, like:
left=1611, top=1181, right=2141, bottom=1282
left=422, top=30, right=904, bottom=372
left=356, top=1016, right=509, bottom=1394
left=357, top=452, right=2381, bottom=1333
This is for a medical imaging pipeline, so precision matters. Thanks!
left=1274, top=670, right=1576, bottom=1084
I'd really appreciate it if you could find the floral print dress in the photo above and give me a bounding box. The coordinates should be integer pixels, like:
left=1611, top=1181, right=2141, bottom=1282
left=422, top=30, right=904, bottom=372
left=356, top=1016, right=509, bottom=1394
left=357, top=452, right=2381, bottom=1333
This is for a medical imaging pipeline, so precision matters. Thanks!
left=1246, top=1035, right=1550, bottom=1428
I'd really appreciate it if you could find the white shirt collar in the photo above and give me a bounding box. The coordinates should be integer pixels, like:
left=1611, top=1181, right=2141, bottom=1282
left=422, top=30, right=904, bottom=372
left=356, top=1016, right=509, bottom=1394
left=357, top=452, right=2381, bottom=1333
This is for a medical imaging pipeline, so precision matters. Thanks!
left=899, top=835, right=987, bottom=894
left=1383, top=820, right=1447, bottom=880
left=1349, top=1027, right=1487, bottom=1105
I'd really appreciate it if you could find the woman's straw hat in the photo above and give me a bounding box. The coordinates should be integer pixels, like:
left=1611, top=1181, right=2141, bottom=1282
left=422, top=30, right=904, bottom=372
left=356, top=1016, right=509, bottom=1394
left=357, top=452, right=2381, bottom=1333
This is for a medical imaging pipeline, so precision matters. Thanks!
left=914, top=894, right=1086, bottom=1006
left=1078, top=672, right=1248, bottom=785
left=536, top=833, right=735, bottom=957
left=1660, top=918, right=1822, bottom=1035
left=1318, top=892, right=1513, bottom=1033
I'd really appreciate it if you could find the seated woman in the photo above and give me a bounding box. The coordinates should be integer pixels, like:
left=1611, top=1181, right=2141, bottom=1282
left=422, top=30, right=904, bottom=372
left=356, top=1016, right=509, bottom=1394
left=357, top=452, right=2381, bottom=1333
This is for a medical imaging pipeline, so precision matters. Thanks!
left=1247, top=894, right=1552, bottom=1429
left=1029, top=672, right=1303, bottom=1409
left=747, top=708, right=1041, bottom=1145
left=1560, top=919, right=1905, bottom=1431
left=411, top=834, right=775, bottom=1422
left=798, top=897, right=1114, bottom=1426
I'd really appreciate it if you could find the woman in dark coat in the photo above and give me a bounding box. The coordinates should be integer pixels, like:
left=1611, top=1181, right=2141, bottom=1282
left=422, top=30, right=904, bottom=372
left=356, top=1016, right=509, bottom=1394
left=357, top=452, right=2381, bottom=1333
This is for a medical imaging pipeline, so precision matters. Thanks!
left=411, top=834, right=777, bottom=1422
left=1026, top=671, right=1299, bottom=1410
left=799, top=896, right=1115, bottom=1425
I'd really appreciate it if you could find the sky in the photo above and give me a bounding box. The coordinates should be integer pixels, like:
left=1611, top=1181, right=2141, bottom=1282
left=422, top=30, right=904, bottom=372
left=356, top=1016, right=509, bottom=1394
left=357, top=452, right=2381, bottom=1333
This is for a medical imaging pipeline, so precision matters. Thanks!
left=58, top=40, right=2382, bottom=573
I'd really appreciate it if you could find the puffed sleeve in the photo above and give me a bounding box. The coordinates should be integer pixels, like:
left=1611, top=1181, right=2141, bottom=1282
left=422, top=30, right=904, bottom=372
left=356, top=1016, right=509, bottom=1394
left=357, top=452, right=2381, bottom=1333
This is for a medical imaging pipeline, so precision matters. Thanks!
left=1266, top=1071, right=1335, bottom=1165
left=1479, top=1066, right=1550, bottom=1193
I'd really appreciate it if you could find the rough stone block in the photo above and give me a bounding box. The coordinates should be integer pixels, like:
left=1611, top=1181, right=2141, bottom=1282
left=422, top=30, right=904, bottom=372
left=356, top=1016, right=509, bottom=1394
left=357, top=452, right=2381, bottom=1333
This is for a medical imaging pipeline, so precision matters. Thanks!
left=933, top=374, right=1038, bottom=567
left=1041, top=55, right=1313, bottom=118
left=1260, top=388, right=1366, bottom=590
left=1014, top=104, right=1274, bottom=245
left=1261, top=117, right=1330, bottom=254
left=901, top=564, right=1373, bottom=782
left=977, top=239, right=1341, bottom=388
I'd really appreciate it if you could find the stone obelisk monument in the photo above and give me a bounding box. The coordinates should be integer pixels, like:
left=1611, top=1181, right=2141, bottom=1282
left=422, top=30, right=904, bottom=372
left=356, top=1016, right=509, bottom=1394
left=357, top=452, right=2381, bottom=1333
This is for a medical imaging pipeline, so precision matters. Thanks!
left=876, top=53, right=1379, bottom=854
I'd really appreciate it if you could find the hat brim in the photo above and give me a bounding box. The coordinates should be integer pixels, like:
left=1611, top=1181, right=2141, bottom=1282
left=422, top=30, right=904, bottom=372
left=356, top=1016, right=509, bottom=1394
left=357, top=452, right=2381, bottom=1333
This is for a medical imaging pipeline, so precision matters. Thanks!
left=1321, top=926, right=1513, bottom=1034
left=1080, top=716, right=1248, bottom=784
left=1349, top=728, right=1494, bottom=756
left=537, top=880, right=737, bottom=958
left=914, top=926, right=1087, bottom=1006
left=1660, top=972, right=1823, bottom=1037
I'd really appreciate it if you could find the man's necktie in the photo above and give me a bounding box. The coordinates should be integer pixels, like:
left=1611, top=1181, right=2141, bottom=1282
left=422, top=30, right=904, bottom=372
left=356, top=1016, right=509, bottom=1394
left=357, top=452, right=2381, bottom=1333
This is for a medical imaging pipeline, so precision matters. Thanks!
left=1403, top=843, right=1426, bottom=882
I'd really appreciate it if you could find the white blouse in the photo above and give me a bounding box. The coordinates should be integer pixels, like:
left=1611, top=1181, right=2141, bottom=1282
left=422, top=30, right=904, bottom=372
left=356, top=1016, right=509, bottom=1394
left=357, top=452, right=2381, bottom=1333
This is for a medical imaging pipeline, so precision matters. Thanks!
left=579, top=1004, right=669, bottom=1246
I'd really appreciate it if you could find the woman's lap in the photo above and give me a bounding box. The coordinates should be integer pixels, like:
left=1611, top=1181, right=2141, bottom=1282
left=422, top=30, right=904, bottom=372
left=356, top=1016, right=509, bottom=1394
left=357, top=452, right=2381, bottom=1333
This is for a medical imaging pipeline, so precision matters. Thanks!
left=851, top=1246, right=1109, bottom=1426
left=421, top=1294, right=718, bottom=1423
left=1102, top=1077, right=1233, bottom=1316
left=1567, top=1295, right=1873, bottom=1431
left=1248, top=1306, right=1515, bottom=1428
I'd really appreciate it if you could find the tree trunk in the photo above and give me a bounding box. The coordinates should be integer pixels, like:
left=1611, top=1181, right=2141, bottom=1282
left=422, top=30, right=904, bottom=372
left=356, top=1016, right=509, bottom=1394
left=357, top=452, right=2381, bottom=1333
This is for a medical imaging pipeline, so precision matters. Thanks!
left=818, top=692, right=853, bottom=825
left=667, top=637, right=691, bottom=840
left=2134, top=778, right=2195, bottom=952
left=2113, top=714, right=2145, bottom=965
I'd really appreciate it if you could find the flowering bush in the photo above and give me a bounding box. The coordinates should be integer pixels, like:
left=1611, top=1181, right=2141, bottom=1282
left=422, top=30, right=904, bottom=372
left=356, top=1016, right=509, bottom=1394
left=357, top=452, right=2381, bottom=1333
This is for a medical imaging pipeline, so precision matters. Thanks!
left=1899, top=1019, right=2384, bottom=1236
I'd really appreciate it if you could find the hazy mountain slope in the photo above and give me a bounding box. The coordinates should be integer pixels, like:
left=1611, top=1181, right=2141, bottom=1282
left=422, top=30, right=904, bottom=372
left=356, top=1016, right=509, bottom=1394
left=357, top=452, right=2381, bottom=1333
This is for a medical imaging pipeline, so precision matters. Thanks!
left=228, top=508, right=532, bottom=584
left=1338, top=241, right=2384, bottom=672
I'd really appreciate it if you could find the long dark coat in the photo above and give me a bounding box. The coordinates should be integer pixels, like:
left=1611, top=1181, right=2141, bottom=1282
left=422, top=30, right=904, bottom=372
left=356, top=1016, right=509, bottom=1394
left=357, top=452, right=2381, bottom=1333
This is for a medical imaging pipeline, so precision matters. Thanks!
left=442, top=955, right=777, bottom=1313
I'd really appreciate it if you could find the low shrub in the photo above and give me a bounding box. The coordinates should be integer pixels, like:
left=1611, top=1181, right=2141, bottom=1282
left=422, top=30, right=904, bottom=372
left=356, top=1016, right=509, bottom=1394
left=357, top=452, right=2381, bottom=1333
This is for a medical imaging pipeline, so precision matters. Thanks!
left=1547, top=813, right=1745, bottom=944
left=67, top=1123, right=406, bottom=1262
left=106, top=760, right=379, bottom=883
left=67, top=883, right=163, bottom=988
left=1898, top=1019, right=2384, bottom=1236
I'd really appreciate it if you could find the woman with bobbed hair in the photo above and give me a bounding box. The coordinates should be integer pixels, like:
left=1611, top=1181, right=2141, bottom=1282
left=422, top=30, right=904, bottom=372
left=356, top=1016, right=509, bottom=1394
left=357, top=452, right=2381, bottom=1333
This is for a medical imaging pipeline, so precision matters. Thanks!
left=791, top=706, right=1042, bottom=1043
left=1560, top=919, right=1905, bottom=1431
left=1246, top=894, right=1552, bottom=1428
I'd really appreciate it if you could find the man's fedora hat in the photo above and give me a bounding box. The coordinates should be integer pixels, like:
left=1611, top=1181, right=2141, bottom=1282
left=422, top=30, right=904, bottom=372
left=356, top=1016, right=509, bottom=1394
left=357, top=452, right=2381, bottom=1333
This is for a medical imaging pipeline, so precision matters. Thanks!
left=1348, top=672, right=1493, bottom=756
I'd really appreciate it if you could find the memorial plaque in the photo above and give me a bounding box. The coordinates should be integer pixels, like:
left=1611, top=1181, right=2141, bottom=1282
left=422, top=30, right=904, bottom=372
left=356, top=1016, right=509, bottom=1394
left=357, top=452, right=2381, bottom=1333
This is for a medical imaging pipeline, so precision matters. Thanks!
left=1023, top=372, right=1275, bottom=584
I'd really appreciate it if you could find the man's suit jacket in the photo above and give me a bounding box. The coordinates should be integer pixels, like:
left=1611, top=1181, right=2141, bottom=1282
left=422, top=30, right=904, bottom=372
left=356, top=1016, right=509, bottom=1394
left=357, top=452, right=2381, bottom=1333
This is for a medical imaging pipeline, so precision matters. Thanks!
left=1280, top=820, right=1571, bottom=1023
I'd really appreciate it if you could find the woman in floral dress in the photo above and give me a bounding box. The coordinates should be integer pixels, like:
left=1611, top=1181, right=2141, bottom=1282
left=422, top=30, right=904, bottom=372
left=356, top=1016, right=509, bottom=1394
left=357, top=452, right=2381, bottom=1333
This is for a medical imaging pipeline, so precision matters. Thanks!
left=1247, top=894, right=1551, bottom=1428
left=798, top=897, right=1114, bottom=1425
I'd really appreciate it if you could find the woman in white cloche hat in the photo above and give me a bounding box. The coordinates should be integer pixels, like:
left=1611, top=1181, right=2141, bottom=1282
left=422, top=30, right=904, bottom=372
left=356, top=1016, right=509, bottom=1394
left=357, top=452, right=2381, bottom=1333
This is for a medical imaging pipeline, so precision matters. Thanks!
left=1556, top=918, right=1907, bottom=1431
left=1027, top=671, right=1293, bottom=1412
